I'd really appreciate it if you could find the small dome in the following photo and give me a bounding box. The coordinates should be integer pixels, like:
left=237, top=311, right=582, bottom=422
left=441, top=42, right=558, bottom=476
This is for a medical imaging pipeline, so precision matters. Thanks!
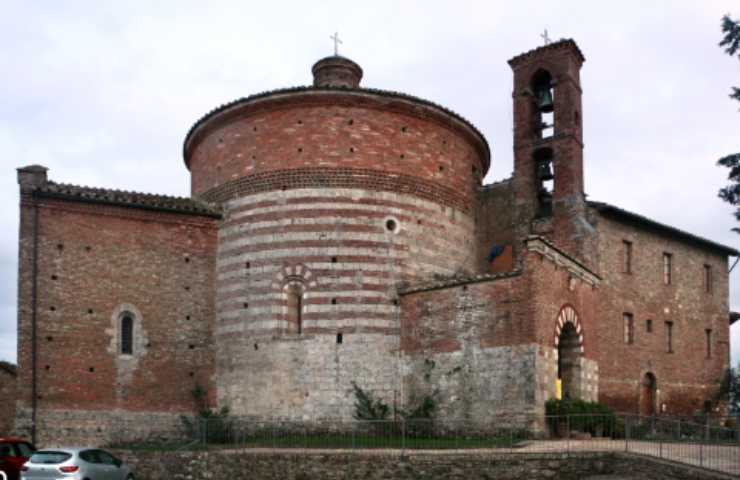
left=311, top=56, right=363, bottom=88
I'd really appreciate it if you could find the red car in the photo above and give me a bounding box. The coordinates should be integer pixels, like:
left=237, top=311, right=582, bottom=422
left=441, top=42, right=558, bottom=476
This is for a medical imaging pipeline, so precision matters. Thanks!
left=0, top=438, right=35, bottom=480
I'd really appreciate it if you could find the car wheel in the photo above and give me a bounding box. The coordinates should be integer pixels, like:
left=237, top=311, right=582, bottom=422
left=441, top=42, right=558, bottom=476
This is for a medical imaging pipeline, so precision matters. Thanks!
left=126, top=475, right=134, bottom=480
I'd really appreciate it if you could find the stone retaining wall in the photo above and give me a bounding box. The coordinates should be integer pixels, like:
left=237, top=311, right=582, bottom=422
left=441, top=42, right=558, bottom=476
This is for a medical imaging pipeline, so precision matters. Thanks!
left=114, top=450, right=735, bottom=480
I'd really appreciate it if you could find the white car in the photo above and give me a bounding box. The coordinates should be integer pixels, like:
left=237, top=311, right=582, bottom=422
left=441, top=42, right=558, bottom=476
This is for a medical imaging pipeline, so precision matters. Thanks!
left=21, top=448, right=134, bottom=480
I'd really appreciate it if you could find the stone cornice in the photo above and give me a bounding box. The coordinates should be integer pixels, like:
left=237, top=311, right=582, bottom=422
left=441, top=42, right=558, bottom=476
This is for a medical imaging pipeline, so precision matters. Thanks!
left=524, top=235, right=600, bottom=287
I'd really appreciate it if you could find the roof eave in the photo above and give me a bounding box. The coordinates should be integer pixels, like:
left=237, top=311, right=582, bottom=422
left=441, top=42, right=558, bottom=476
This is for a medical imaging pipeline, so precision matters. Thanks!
left=589, top=201, right=738, bottom=256
left=182, top=86, right=491, bottom=174
left=33, top=190, right=222, bottom=219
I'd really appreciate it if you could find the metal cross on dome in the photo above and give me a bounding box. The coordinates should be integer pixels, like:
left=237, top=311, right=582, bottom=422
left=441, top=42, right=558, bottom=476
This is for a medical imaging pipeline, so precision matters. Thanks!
left=330, top=32, right=343, bottom=56
left=541, top=29, right=552, bottom=45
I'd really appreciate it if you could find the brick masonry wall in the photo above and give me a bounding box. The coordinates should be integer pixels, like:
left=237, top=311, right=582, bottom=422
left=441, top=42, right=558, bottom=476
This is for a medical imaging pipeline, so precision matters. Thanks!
left=113, top=450, right=734, bottom=480
left=185, top=93, right=487, bottom=213
left=16, top=195, right=218, bottom=442
left=0, top=367, right=17, bottom=435
left=593, top=213, right=730, bottom=415
left=476, top=180, right=515, bottom=272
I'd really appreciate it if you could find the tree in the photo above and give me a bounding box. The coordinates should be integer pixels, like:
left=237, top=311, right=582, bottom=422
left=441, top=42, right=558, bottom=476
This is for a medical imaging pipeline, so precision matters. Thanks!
left=717, top=15, right=740, bottom=231
left=719, top=364, right=740, bottom=414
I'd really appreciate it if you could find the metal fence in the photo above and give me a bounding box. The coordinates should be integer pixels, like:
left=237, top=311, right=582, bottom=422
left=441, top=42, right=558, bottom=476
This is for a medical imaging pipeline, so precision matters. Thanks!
left=112, top=413, right=740, bottom=476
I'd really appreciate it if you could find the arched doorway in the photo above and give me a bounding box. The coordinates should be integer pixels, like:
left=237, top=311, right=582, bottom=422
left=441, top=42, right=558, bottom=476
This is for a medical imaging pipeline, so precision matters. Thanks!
left=558, top=322, right=581, bottom=399
left=555, top=305, right=584, bottom=400
left=640, top=372, right=657, bottom=416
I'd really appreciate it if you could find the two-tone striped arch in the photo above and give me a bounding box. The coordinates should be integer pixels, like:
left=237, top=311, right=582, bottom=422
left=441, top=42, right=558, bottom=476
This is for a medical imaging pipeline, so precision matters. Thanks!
left=271, top=263, right=318, bottom=291
left=554, top=305, right=584, bottom=353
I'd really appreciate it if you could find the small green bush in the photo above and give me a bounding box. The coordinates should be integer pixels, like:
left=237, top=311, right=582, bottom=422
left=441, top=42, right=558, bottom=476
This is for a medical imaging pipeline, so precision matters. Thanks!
left=545, top=399, right=616, bottom=437
left=351, top=382, right=391, bottom=420
left=180, top=385, right=233, bottom=444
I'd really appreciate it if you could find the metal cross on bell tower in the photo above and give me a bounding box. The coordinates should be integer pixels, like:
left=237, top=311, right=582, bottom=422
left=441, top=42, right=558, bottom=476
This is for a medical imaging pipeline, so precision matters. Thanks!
left=330, top=32, right=343, bottom=56
left=541, top=29, right=552, bottom=45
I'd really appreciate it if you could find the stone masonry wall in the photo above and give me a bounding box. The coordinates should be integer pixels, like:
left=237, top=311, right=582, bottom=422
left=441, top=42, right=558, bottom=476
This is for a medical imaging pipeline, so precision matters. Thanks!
left=400, top=274, right=538, bottom=420
left=16, top=408, right=190, bottom=447
left=16, top=196, right=218, bottom=443
left=215, top=187, right=476, bottom=419
left=219, top=333, right=399, bottom=420
left=400, top=241, right=601, bottom=420
left=115, top=450, right=734, bottom=480
left=593, top=213, right=731, bottom=415
left=0, top=365, right=17, bottom=435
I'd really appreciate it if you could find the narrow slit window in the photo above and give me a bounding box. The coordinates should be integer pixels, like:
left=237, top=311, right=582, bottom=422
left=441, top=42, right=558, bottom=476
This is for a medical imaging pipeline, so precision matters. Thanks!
left=665, top=321, right=673, bottom=353
left=704, top=265, right=712, bottom=293
left=646, top=319, right=653, bottom=333
left=623, top=313, right=634, bottom=344
left=663, top=253, right=672, bottom=285
left=706, top=329, right=712, bottom=358
left=622, top=240, right=632, bottom=274
left=286, top=284, right=304, bottom=335
left=120, top=314, right=134, bottom=355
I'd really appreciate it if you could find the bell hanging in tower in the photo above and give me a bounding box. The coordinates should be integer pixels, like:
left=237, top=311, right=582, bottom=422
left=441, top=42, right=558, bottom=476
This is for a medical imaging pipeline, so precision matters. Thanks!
left=536, top=86, right=554, bottom=113
left=536, top=159, right=554, bottom=181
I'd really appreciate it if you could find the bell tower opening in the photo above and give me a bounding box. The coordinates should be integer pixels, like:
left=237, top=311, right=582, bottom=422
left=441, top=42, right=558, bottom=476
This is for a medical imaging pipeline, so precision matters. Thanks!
left=532, top=70, right=554, bottom=139
left=557, top=322, right=582, bottom=400
left=533, top=147, right=554, bottom=217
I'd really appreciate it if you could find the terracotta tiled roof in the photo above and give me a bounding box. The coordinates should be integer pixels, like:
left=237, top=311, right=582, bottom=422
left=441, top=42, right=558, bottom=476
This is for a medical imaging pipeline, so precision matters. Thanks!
left=508, top=38, right=585, bottom=67
left=183, top=85, right=491, bottom=169
left=0, top=361, right=17, bottom=376
left=34, top=181, right=222, bottom=218
left=399, top=271, right=522, bottom=295
left=589, top=201, right=738, bottom=256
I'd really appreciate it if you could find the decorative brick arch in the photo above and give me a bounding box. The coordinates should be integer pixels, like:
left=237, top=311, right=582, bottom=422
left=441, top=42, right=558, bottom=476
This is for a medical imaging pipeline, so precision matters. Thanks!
left=271, top=263, right=318, bottom=291
left=272, top=264, right=317, bottom=334
left=553, top=304, right=584, bottom=353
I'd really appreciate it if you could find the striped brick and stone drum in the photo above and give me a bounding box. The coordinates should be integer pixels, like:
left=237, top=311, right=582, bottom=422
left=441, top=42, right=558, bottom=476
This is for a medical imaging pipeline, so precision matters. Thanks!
left=183, top=55, right=490, bottom=420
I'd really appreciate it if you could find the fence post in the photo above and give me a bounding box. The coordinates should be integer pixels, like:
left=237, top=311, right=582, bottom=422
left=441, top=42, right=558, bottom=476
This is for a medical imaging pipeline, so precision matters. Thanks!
left=271, top=422, right=276, bottom=449
left=351, top=423, right=356, bottom=450
left=401, top=420, right=406, bottom=457
left=566, top=415, right=570, bottom=456
left=700, top=439, right=704, bottom=468
left=202, top=418, right=207, bottom=447
left=624, top=415, right=629, bottom=453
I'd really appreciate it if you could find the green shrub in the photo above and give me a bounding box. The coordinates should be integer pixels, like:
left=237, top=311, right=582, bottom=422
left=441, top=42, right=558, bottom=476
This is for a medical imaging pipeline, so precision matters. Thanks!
left=351, top=382, right=391, bottom=420
left=180, top=385, right=233, bottom=444
left=545, top=399, right=617, bottom=437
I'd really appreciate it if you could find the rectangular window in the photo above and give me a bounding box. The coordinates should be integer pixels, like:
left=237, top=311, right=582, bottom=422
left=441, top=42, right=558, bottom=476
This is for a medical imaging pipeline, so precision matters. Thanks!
left=704, top=265, right=712, bottom=293
left=665, top=321, right=673, bottom=353
left=622, top=240, right=632, bottom=274
left=663, top=253, right=672, bottom=285
left=646, top=319, right=653, bottom=333
left=706, top=329, right=712, bottom=358
left=623, top=313, right=634, bottom=344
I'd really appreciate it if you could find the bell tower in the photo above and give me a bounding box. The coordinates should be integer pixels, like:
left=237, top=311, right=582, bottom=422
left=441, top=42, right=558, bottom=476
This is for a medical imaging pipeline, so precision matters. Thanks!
left=508, top=39, right=593, bottom=263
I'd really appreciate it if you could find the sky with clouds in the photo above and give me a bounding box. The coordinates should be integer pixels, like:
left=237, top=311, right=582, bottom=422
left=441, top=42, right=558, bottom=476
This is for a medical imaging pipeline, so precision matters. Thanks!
left=1, top=1, right=739, bottom=367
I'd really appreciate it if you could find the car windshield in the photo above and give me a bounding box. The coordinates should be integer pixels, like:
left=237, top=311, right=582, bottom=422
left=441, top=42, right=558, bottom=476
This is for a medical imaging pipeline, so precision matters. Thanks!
left=16, top=443, right=34, bottom=457
left=29, top=451, right=72, bottom=464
